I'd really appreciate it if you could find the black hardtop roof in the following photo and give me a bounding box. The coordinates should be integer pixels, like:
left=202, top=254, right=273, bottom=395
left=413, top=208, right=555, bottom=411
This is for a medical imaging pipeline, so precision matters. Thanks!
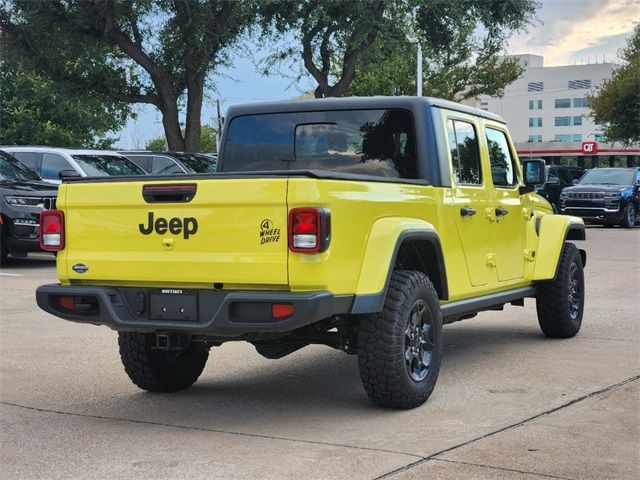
left=225, top=96, right=505, bottom=124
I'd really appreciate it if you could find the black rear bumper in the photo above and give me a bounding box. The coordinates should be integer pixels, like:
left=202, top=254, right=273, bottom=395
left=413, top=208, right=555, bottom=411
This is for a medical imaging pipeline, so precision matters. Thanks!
left=36, top=284, right=353, bottom=338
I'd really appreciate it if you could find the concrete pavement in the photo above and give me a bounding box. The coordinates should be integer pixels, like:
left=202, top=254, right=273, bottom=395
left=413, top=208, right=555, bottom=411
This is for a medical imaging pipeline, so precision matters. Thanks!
left=1, top=227, right=638, bottom=479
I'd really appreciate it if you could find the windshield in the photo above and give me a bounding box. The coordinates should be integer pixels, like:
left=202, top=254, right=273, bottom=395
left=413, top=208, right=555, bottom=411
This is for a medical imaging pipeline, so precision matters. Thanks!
left=72, top=154, right=145, bottom=176
left=0, top=151, right=42, bottom=181
left=579, top=169, right=635, bottom=185
left=223, top=109, right=418, bottom=179
left=173, top=153, right=218, bottom=173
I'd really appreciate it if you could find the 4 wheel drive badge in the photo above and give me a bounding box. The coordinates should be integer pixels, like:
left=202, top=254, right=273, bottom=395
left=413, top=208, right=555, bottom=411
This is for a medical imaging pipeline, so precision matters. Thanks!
left=72, top=263, right=89, bottom=274
left=260, top=218, right=281, bottom=245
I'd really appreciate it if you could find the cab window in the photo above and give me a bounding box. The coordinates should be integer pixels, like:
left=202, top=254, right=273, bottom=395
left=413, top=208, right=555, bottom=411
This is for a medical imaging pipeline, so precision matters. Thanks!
left=486, top=128, right=517, bottom=187
left=446, top=119, right=482, bottom=185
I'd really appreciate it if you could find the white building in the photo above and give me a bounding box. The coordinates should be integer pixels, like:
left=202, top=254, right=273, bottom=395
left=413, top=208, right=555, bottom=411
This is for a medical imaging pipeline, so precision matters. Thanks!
left=477, top=54, right=614, bottom=144
left=475, top=55, right=639, bottom=167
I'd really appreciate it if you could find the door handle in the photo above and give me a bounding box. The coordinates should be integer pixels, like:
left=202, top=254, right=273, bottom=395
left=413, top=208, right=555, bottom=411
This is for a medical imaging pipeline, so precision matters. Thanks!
left=460, top=207, right=477, bottom=217
left=495, top=207, right=509, bottom=217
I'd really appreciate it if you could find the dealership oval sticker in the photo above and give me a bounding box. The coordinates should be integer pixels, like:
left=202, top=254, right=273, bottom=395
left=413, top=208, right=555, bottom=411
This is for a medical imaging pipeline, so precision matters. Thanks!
left=72, top=263, right=89, bottom=274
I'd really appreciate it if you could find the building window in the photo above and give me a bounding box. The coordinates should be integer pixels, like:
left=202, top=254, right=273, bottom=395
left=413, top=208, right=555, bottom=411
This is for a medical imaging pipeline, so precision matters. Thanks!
left=555, top=98, right=571, bottom=108
left=529, top=117, right=543, bottom=127
left=528, top=82, right=544, bottom=92
left=554, top=134, right=582, bottom=142
left=568, top=79, right=592, bottom=90
left=528, top=135, right=543, bottom=143
left=555, top=116, right=571, bottom=127
left=573, top=98, right=590, bottom=108
left=529, top=99, right=543, bottom=110
left=480, top=101, right=488, bottom=106
left=595, top=134, right=605, bottom=142
left=573, top=116, right=583, bottom=126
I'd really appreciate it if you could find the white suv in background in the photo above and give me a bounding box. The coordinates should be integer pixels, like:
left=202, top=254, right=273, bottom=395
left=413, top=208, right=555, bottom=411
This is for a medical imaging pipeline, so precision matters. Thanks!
left=0, top=146, right=146, bottom=184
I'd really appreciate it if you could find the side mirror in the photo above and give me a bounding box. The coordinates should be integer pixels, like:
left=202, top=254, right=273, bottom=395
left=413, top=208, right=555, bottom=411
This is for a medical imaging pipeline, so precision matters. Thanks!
left=520, top=159, right=545, bottom=195
left=571, top=179, right=580, bottom=185
left=59, top=169, right=81, bottom=180
left=522, top=159, right=545, bottom=185
left=545, top=177, right=560, bottom=185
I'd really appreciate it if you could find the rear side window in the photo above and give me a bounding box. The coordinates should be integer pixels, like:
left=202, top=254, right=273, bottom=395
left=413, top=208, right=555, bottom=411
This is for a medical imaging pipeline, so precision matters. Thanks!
left=71, top=155, right=145, bottom=176
left=125, top=155, right=152, bottom=172
left=42, top=153, right=74, bottom=180
left=12, top=151, right=42, bottom=173
left=486, top=128, right=517, bottom=187
left=446, top=119, right=482, bottom=185
left=151, top=156, right=184, bottom=174
left=223, top=109, right=418, bottom=179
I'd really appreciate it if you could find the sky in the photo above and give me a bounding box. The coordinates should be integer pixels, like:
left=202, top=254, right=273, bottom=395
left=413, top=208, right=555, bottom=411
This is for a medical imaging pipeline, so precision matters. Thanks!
left=116, top=0, right=639, bottom=149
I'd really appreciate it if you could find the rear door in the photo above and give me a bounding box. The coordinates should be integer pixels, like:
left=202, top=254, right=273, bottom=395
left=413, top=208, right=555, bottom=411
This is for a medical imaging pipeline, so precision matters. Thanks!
left=446, top=116, right=494, bottom=287
left=60, top=178, right=289, bottom=287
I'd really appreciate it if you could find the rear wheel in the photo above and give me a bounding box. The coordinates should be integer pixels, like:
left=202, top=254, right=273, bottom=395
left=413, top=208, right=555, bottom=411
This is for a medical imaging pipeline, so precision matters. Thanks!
left=118, top=332, right=209, bottom=392
left=536, top=243, right=584, bottom=338
left=357, top=270, right=442, bottom=409
left=620, top=203, right=637, bottom=228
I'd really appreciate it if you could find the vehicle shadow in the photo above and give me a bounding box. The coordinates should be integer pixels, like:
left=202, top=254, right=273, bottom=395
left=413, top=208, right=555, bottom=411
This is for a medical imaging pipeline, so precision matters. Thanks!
left=94, top=322, right=551, bottom=427
left=1, top=254, right=55, bottom=270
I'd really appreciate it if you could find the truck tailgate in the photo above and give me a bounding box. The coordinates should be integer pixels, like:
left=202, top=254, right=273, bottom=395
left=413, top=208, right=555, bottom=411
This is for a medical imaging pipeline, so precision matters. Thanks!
left=59, top=178, right=288, bottom=287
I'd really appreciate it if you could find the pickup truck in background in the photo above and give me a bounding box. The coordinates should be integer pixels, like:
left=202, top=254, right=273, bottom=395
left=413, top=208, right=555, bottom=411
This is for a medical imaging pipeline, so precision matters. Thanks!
left=36, top=97, right=586, bottom=409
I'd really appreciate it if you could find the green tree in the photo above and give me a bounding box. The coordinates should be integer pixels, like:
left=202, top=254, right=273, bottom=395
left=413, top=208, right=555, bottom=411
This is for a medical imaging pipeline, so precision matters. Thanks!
left=347, top=0, right=537, bottom=100
left=261, top=0, right=537, bottom=100
left=145, top=137, right=167, bottom=151
left=1, top=0, right=255, bottom=151
left=590, top=26, right=640, bottom=145
left=145, top=125, right=217, bottom=152
left=0, top=58, right=129, bottom=148
left=260, top=0, right=385, bottom=98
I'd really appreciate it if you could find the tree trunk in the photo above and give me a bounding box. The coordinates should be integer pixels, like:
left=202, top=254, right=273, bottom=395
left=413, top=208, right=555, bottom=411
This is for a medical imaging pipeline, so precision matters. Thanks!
left=184, top=71, right=205, bottom=152
left=161, top=102, right=185, bottom=151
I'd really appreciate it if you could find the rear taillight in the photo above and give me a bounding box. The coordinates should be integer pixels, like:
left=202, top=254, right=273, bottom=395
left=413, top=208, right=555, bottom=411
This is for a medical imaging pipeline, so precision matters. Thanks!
left=288, top=208, right=331, bottom=253
left=39, top=210, right=65, bottom=251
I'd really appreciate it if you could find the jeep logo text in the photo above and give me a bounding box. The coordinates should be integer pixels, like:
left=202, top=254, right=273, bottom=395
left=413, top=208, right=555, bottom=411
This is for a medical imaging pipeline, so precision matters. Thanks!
left=139, top=212, right=198, bottom=239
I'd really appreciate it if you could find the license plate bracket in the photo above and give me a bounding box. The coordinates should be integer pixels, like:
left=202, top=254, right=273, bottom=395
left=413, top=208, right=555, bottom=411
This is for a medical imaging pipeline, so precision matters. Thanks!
left=149, top=290, right=198, bottom=322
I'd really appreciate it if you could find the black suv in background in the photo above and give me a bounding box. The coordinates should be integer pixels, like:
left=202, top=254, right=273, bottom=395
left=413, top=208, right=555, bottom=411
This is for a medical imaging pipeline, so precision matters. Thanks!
left=0, top=150, right=58, bottom=266
left=559, top=167, right=640, bottom=228
left=536, top=165, right=585, bottom=211
left=119, top=151, right=217, bottom=175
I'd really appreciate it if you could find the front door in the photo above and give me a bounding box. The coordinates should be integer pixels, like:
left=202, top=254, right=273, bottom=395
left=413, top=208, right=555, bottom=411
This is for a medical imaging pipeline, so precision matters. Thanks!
left=484, top=126, right=527, bottom=281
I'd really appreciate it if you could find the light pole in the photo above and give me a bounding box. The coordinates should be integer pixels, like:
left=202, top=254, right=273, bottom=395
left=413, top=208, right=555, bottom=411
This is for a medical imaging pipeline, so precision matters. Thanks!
left=416, top=42, right=422, bottom=97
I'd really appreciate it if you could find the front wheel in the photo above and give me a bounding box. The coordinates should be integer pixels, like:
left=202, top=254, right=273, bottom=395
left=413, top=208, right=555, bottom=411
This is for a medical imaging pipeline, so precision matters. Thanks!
left=118, top=332, right=209, bottom=392
left=620, top=203, right=637, bottom=229
left=536, top=243, right=584, bottom=338
left=357, top=270, right=443, bottom=409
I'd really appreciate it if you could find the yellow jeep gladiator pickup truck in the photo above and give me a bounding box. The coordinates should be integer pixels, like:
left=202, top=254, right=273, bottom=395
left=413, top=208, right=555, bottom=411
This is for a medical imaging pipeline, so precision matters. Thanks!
left=36, top=97, right=586, bottom=409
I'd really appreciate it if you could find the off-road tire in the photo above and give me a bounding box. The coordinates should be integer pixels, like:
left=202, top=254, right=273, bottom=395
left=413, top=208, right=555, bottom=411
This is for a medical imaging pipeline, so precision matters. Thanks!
left=620, top=203, right=637, bottom=229
left=536, top=243, right=584, bottom=338
left=357, top=270, right=442, bottom=409
left=118, top=332, right=209, bottom=392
